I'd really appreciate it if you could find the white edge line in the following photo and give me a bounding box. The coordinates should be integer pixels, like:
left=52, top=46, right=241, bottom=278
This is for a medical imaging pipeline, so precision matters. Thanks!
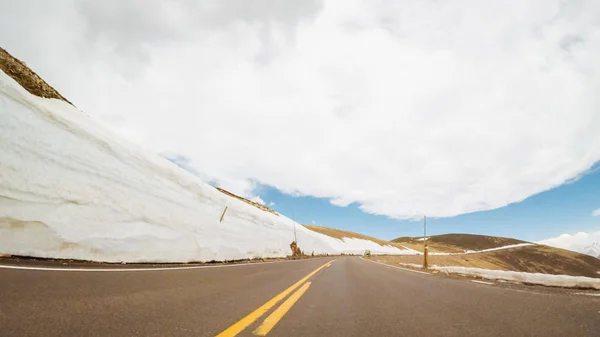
left=0, top=257, right=311, bottom=272
left=359, top=257, right=430, bottom=275
left=471, top=280, right=495, bottom=285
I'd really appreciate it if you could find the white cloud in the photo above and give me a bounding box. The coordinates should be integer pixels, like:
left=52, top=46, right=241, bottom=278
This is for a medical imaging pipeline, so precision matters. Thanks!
left=269, top=201, right=276, bottom=207
left=538, top=231, right=600, bottom=257
left=1, top=0, right=600, bottom=219
left=249, top=196, right=265, bottom=205
left=593, top=209, right=600, bottom=217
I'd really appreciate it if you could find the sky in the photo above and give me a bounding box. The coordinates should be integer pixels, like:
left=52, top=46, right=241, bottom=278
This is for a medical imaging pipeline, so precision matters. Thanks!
left=258, top=163, right=600, bottom=243
left=1, top=1, right=599, bottom=250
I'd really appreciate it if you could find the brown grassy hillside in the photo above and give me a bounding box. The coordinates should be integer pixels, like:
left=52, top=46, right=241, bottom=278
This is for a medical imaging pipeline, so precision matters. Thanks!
left=215, top=187, right=279, bottom=216
left=392, top=233, right=527, bottom=253
left=0, top=47, right=72, bottom=105
left=304, top=225, right=408, bottom=249
left=373, top=244, right=600, bottom=278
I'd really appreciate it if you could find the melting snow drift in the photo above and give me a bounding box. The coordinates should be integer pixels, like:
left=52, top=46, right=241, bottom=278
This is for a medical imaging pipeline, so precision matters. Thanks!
left=0, top=70, right=415, bottom=262
left=395, top=263, right=600, bottom=289
left=429, top=243, right=534, bottom=256
left=432, top=265, right=600, bottom=290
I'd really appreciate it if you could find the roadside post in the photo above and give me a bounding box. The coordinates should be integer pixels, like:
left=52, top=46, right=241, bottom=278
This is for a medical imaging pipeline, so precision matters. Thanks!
left=220, top=206, right=228, bottom=223
left=423, top=215, right=428, bottom=269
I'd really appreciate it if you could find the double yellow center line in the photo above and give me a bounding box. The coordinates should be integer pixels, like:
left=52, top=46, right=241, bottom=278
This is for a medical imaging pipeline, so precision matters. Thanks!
left=216, top=260, right=334, bottom=337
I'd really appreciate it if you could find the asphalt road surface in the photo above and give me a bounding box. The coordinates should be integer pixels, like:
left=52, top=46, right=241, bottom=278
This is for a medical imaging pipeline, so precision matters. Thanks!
left=0, top=256, right=598, bottom=336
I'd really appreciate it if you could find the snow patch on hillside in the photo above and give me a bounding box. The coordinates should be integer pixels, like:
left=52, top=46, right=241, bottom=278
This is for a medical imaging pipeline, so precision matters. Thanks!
left=429, top=243, right=534, bottom=256
left=0, top=70, right=413, bottom=262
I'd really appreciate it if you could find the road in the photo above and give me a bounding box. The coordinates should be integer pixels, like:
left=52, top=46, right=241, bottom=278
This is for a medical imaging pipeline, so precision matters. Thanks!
left=0, top=256, right=598, bottom=336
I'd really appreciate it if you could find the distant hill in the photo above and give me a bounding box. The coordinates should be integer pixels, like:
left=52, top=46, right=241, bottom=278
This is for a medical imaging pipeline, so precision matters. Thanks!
left=392, top=233, right=527, bottom=253
left=304, top=225, right=401, bottom=248
left=583, top=242, right=600, bottom=259
left=389, top=233, right=600, bottom=278
left=302, top=225, right=419, bottom=255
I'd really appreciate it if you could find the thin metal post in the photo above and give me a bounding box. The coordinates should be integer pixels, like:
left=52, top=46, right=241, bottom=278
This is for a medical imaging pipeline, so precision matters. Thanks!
left=219, top=206, right=228, bottom=223
left=423, top=215, right=428, bottom=269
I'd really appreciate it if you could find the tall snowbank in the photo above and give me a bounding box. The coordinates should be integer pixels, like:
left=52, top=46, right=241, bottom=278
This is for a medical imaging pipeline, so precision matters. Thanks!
left=0, top=70, right=413, bottom=262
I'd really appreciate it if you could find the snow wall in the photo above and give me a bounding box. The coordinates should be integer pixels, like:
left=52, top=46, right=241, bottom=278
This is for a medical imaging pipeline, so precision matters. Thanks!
left=0, top=70, right=416, bottom=262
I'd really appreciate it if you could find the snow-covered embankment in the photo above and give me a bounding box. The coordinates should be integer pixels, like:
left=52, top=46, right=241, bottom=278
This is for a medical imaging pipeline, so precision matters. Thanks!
left=0, top=70, right=413, bottom=262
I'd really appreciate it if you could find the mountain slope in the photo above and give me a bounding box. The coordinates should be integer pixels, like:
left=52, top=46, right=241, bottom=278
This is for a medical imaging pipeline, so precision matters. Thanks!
left=384, top=233, right=600, bottom=278
left=305, top=225, right=395, bottom=246
left=392, top=233, right=527, bottom=253
left=537, top=232, right=600, bottom=259
left=304, top=225, right=419, bottom=255
left=583, top=242, right=600, bottom=259
left=0, top=47, right=418, bottom=262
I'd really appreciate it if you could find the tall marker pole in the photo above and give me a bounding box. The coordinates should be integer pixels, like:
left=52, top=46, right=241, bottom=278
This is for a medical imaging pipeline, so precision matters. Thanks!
left=423, top=215, right=428, bottom=269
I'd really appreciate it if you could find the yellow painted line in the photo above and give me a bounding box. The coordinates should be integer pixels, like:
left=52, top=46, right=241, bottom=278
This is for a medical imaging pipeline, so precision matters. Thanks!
left=253, top=281, right=312, bottom=336
left=215, top=260, right=334, bottom=337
